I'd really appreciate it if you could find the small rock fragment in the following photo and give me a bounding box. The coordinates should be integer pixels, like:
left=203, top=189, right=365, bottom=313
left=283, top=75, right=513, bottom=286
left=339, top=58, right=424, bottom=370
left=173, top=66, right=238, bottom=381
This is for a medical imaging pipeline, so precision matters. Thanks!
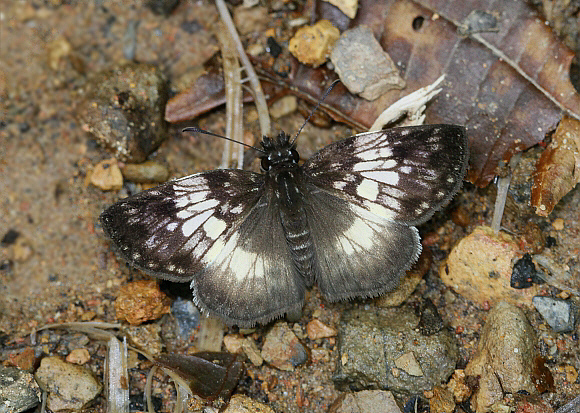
left=223, top=334, right=245, bottom=354
left=6, top=348, right=37, bottom=372
left=146, top=0, right=179, bottom=16
left=429, top=385, right=455, bottom=413
left=89, top=158, right=123, bottom=191
left=34, top=357, right=102, bottom=412
left=440, top=226, right=541, bottom=308
left=115, top=280, right=171, bottom=325
left=261, top=322, right=308, bottom=371
left=171, top=296, right=200, bottom=340
left=233, top=6, right=269, bottom=35
left=47, top=36, right=72, bottom=71
left=323, top=0, right=358, bottom=19
left=121, top=160, right=169, bottom=183
left=447, top=370, right=471, bottom=403
left=223, top=394, right=275, bottom=413
left=394, top=352, right=423, bottom=376
left=242, top=337, right=263, bottom=367
left=289, top=20, right=340, bottom=67
left=123, top=323, right=164, bottom=356
left=331, top=26, right=405, bottom=100
left=329, top=390, right=401, bottom=413
left=511, top=254, right=543, bottom=289
left=306, top=319, right=337, bottom=340
left=466, top=302, right=537, bottom=411
left=65, top=348, right=90, bottom=365
left=77, top=63, right=168, bottom=163
left=532, top=296, right=576, bottom=333
left=418, top=298, right=444, bottom=336
left=0, top=366, right=41, bottom=413
left=269, top=95, right=298, bottom=119
left=11, top=235, right=34, bottom=263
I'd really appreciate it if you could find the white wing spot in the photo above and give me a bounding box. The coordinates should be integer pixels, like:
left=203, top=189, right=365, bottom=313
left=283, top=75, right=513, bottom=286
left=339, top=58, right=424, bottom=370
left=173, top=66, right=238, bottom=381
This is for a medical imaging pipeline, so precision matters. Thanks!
left=132, top=252, right=141, bottom=260
left=356, top=179, right=379, bottom=201
left=167, top=222, right=178, bottom=232
left=182, top=209, right=213, bottom=236
left=333, top=181, right=347, bottom=190
left=231, top=205, right=243, bottom=214
left=360, top=170, right=399, bottom=186
left=203, top=216, right=227, bottom=240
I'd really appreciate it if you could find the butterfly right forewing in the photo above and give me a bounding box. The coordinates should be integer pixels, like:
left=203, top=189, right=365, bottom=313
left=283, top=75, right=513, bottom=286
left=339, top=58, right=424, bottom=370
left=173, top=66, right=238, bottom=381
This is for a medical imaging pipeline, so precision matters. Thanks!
left=303, top=124, right=469, bottom=225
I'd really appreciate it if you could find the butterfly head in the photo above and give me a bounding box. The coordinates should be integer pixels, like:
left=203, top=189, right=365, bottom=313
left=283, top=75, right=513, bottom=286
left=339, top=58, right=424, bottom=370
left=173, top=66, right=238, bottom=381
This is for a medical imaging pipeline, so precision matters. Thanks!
left=259, top=132, right=299, bottom=171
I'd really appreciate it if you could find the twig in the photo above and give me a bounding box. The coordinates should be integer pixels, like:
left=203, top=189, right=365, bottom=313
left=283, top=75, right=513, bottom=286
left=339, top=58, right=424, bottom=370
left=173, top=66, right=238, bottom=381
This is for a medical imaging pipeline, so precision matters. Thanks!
left=491, top=153, right=521, bottom=235
left=215, top=22, right=244, bottom=169
left=215, top=0, right=271, bottom=138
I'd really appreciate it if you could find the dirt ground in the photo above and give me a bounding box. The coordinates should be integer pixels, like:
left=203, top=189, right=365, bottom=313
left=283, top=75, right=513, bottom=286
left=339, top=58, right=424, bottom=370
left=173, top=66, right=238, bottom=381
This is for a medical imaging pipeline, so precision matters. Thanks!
left=1, top=1, right=580, bottom=412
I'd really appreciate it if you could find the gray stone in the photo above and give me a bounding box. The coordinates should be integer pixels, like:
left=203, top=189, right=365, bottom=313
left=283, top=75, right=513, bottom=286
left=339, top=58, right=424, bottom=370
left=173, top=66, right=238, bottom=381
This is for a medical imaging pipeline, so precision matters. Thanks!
left=333, top=306, right=459, bottom=395
left=0, top=366, right=41, bottom=413
left=171, top=296, right=200, bottom=340
left=330, top=26, right=405, bottom=101
left=465, top=302, right=537, bottom=411
left=533, top=296, right=576, bottom=333
left=77, top=62, right=168, bottom=163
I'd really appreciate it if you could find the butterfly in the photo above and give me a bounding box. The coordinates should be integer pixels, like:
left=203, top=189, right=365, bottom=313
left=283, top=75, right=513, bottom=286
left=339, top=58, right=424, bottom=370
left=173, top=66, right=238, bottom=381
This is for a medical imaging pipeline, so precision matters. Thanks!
left=100, top=124, right=469, bottom=327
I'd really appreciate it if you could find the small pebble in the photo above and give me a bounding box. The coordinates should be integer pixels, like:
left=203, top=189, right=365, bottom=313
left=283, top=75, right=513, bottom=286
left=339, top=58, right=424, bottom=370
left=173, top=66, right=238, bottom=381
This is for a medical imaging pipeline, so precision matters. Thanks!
left=331, top=26, right=405, bottom=100
left=552, top=218, right=564, bottom=230
left=34, top=357, right=102, bottom=412
left=66, top=348, right=90, bottom=365
left=269, top=95, right=298, bottom=119
left=323, top=0, right=359, bottom=19
left=289, top=20, right=340, bottom=67
left=446, top=370, right=471, bottom=403
left=306, top=319, right=337, bottom=339
left=115, top=280, right=171, bottom=325
left=89, top=158, right=123, bottom=191
left=146, top=0, right=179, bottom=16
left=242, top=337, right=263, bottom=367
left=394, top=352, right=423, bottom=376
left=261, top=322, right=308, bottom=371
left=532, top=296, right=576, bottom=333
left=330, top=390, right=401, bottom=413
left=465, top=302, right=537, bottom=410
left=121, top=160, right=169, bottom=183
left=171, top=296, right=200, bottom=340
left=223, top=334, right=245, bottom=354
left=428, top=385, right=455, bottom=413
left=223, top=394, right=274, bottom=413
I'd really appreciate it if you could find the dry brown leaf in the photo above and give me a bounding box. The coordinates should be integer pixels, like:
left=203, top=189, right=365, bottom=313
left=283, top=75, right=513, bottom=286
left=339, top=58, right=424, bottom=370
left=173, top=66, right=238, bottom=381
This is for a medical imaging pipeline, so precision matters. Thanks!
left=531, top=116, right=580, bottom=216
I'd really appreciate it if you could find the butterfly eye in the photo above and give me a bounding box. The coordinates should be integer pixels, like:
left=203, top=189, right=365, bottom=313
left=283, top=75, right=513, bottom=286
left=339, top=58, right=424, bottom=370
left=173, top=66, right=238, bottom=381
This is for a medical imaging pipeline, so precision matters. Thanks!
left=291, top=149, right=299, bottom=163
left=261, top=157, right=270, bottom=171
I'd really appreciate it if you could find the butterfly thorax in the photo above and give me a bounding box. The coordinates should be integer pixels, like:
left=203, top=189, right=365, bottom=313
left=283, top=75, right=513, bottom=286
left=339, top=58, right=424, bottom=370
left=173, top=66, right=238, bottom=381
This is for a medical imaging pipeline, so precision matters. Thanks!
left=260, top=132, right=316, bottom=284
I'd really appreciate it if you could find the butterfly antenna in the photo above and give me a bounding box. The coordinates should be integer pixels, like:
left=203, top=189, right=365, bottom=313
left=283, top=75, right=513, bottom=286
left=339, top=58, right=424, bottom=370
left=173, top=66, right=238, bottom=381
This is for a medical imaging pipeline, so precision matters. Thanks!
left=291, top=79, right=341, bottom=145
left=182, top=127, right=266, bottom=154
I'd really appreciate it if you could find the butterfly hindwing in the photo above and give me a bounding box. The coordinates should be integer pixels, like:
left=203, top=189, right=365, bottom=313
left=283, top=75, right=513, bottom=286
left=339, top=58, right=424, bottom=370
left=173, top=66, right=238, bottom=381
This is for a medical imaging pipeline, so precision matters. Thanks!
left=191, top=190, right=305, bottom=326
left=303, top=125, right=469, bottom=225
left=302, top=187, right=421, bottom=301
left=100, top=169, right=264, bottom=281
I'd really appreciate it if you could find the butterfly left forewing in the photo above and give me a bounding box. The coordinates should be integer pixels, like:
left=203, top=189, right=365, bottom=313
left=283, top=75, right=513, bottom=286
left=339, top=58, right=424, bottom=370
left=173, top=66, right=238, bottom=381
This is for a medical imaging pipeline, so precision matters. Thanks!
left=303, top=124, right=469, bottom=225
left=100, top=169, right=264, bottom=282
